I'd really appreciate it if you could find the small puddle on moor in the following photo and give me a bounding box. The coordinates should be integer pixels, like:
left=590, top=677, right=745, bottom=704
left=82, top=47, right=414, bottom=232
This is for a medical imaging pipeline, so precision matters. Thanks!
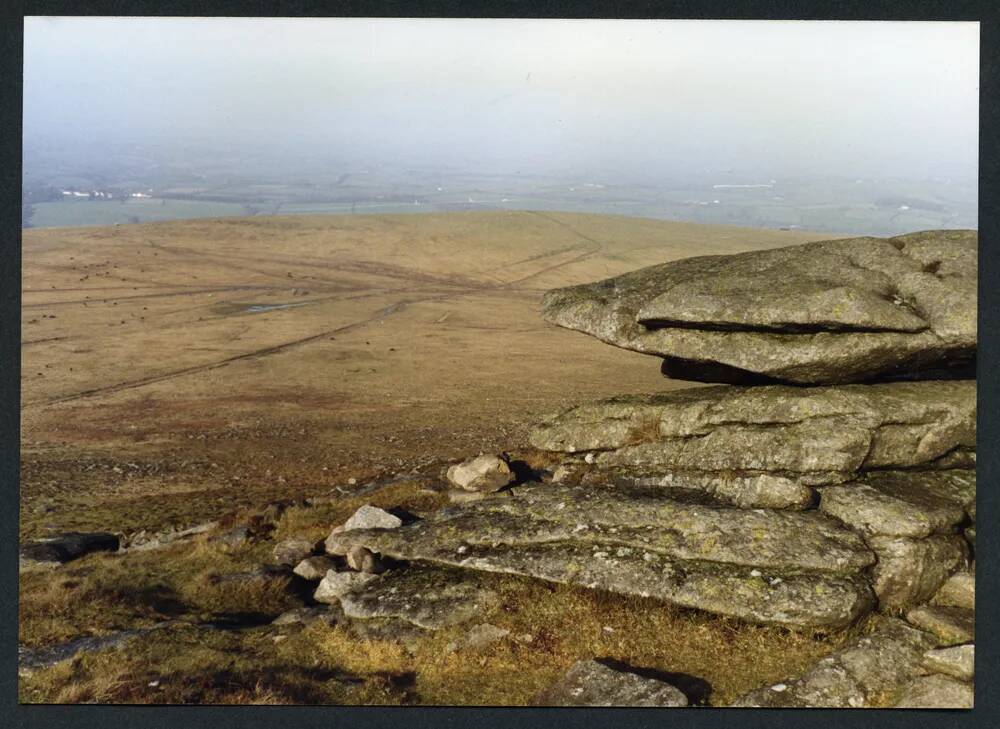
left=213, top=301, right=314, bottom=316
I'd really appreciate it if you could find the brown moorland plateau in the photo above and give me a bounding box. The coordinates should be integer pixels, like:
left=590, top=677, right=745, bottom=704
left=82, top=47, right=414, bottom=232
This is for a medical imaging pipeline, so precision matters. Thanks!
left=25, top=212, right=954, bottom=706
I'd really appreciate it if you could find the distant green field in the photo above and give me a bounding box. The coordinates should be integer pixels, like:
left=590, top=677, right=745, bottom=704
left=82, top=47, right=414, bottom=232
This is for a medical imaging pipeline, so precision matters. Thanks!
left=28, top=198, right=248, bottom=228
left=25, top=183, right=976, bottom=237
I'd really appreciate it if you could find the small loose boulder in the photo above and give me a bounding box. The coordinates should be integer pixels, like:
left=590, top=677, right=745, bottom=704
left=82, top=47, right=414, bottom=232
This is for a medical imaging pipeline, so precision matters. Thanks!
left=446, top=454, right=515, bottom=493
left=325, top=505, right=402, bottom=555
left=293, top=555, right=338, bottom=581
left=313, top=570, right=377, bottom=604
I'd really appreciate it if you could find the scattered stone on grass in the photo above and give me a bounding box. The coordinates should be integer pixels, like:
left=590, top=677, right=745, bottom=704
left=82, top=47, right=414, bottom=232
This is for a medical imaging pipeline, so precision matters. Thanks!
left=271, top=605, right=342, bottom=627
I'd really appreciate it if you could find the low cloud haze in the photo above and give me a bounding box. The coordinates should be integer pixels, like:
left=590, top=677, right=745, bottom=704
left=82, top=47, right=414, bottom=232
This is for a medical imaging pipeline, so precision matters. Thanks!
left=24, top=18, right=978, bottom=181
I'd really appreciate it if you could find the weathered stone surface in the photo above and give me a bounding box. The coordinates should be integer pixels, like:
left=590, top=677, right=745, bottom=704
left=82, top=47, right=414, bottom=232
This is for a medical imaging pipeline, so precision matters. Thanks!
left=906, top=605, right=975, bottom=645
left=20, top=532, right=120, bottom=564
left=314, top=570, right=377, bottom=604
left=933, top=570, right=975, bottom=610
left=541, top=230, right=976, bottom=384
left=325, top=505, right=403, bottom=556
left=327, top=484, right=876, bottom=628
left=446, top=454, right=515, bottom=493
left=536, top=659, right=688, bottom=707
left=731, top=617, right=936, bottom=707
left=341, top=505, right=403, bottom=532
left=869, top=535, right=968, bottom=610
left=445, top=623, right=511, bottom=652
left=530, top=381, right=975, bottom=486
left=593, top=470, right=815, bottom=510
left=337, top=565, right=499, bottom=630
left=820, top=471, right=972, bottom=538
left=894, top=674, right=973, bottom=709
left=293, top=555, right=338, bottom=581
left=272, top=538, right=315, bottom=566
left=447, top=489, right=509, bottom=504
left=922, top=644, right=974, bottom=681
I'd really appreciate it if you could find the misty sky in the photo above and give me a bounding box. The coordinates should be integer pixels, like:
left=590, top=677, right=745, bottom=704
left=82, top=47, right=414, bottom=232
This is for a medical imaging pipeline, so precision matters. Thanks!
left=23, top=18, right=979, bottom=180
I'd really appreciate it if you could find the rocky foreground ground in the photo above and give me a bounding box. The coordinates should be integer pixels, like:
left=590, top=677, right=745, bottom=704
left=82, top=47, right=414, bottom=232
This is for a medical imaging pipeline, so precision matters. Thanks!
left=20, top=229, right=976, bottom=707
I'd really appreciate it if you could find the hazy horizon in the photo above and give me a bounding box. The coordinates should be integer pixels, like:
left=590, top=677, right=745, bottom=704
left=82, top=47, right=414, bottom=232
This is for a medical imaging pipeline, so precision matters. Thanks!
left=24, top=18, right=979, bottom=180
left=21, top=18, right=979, bottom=234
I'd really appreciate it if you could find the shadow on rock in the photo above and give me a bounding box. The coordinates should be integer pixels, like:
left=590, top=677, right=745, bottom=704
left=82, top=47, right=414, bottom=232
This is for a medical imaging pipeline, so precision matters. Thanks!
left=595, top=657, right=713, bottom=706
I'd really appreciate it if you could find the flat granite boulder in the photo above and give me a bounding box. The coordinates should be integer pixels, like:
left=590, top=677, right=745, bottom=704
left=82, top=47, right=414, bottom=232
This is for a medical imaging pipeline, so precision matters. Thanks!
left=541, top=230, right=976, bottom=384
left=536, top=659, right=689, bottom=707
left=327, top=483, right=876, bottom=629
left=731, top=617, right=936, bottom=708
left=530, top=381, right=975, bottom=488
left=336, top=565, right=500, bottom=630
left=820, top=471, right=973, bottom=538
left=585, top=470, right=816, bottom=511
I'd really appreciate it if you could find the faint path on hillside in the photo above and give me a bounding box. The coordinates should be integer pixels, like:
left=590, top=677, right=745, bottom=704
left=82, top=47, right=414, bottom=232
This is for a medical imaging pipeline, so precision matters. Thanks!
left=24, top=213, right=610, bottom=408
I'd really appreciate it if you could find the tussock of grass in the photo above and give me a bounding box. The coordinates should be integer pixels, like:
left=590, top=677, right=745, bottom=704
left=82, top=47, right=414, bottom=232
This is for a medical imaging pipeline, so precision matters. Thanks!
left=20, top=624, right=382, bottom=705
left=179, top=568, right=301, bottom=618
left=19, top=536, right=273, bottom=647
